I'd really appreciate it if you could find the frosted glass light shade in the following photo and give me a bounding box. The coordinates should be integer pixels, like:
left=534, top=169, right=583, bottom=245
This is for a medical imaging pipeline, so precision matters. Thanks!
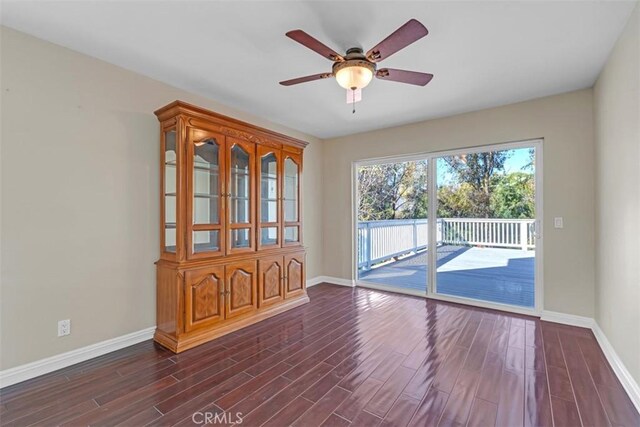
left=335, top=65, right=374, bottom=90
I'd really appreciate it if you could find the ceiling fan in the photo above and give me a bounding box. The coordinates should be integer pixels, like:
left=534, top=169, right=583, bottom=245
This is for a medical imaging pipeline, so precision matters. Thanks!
left=279, top=19, right=433, bottom=107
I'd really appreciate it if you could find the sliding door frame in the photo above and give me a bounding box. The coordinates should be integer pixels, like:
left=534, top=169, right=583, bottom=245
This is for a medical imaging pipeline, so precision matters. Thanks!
left=352, top=138, right=544, bottom=316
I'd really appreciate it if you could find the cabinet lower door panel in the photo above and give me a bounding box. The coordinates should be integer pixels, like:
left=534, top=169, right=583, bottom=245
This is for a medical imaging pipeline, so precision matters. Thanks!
left=284, top=252, right=305, bottom=298
left=258, top=256, right=284, bottom=307
left=185, top=266, right=225, bottom=332
left=225, top=260, right=258, bottom=319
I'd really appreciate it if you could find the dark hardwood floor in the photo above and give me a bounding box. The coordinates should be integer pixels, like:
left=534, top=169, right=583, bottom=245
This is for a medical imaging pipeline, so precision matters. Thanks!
left=1, top=284, right=638, bottom=426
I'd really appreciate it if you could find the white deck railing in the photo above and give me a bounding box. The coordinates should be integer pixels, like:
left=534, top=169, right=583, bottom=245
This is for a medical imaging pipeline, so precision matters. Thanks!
left=357, top=219, right=431, bottom=270
left=358, top=218, right=535, bottom=270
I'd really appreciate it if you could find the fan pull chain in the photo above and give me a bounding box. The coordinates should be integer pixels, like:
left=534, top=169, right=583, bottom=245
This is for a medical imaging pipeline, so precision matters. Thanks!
left=351, top=87, right=356, bottom=114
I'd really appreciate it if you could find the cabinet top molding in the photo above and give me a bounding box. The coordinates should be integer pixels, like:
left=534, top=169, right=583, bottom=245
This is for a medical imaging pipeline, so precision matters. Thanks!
left=154, top=100, right=309, bottom=149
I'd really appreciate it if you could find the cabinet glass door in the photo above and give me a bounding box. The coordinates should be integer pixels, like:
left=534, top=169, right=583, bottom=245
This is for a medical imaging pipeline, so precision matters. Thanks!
left=283, top=153, right=301, bottom=246
left=188, top=129, right=225, bottom=258
left=163, top=129, right=177, bottom=254
left=227, top=139, right=255, bottom=253
left=258, top=147, right=281, bottom=248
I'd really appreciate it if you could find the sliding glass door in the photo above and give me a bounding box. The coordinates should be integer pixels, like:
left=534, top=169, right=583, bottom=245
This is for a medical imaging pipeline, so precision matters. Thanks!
left=354, top=140, right=542, bottom=313
left=356, top=159, right=429, bottom=294
left=433, top=146, right=538, bottom=309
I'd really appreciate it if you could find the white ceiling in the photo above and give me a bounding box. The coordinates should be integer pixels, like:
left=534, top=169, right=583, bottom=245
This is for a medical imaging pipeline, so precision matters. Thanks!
left=1, top=1, right=635, bottom=138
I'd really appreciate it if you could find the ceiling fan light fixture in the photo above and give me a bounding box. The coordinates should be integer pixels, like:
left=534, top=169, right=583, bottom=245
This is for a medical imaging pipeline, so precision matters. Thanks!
left=334, top=60, right=375, bottom=90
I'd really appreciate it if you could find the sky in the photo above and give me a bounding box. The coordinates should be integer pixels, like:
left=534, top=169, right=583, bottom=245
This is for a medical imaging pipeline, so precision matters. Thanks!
left=437, top=147, right=533, bottom=185
left=503, top=148, right=533, bottom=173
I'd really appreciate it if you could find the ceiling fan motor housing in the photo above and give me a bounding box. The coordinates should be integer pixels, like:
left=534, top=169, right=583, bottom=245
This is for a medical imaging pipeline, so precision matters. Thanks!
left=332, top=47, right=377, bottom=88
left=332, top=59, right=376, bottom=76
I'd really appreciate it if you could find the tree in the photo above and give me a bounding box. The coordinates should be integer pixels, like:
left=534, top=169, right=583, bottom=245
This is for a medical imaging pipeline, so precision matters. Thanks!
left=437, top=183, right=474, bottom=218
left=491, top=172, right=535, bottom=218
left=358, top=150, right=535, bottom=221
left=357, top=160, right=428, bottom=221
left=441, top=151, right=511, bottom=217
left=404, top=161, right=429, bottom=219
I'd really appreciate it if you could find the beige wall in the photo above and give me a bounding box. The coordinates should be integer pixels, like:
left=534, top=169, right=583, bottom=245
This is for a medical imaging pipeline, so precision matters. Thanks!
left=323, top=89, right=596, bottom=318
left=594, top=3, right=640, bottom=385
left=0, top=27, right=324, bottom=370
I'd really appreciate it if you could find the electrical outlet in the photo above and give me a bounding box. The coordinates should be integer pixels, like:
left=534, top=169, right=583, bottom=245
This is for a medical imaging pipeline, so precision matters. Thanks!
left=58, top=319, right=71, bottom=337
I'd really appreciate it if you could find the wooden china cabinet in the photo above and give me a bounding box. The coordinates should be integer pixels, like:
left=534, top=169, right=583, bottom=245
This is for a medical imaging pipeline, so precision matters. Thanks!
left=154, top=101, right=308, bottom=353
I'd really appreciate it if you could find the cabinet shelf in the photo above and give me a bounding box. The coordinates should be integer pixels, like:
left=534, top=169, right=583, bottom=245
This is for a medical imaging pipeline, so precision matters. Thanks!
left=194, top=164, right=219, bottom=172
left=230, top=166, right=250, bottom=174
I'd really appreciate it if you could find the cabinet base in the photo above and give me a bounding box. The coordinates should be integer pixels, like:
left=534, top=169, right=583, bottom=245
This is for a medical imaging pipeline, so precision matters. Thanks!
left=154, top=294, right=310, bottom=353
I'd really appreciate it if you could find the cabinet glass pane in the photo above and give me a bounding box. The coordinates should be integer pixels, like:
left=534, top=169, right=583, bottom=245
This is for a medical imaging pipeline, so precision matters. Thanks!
left=164, top=129, right=177, bottom=252
left=261, top=200, right=278, bottom=223
left=261, top=153, right=278, bottom=223
left=230, top=144, right=250, bottom=224
left=193, top=230, right=219, bottom=253
left=261, top=227, right=278, bottom=246
left=165, top=195, right=176, bottom=224
left=284, top=226, right=299, bottom=243
left=165, top=228, right=176, bottom=253
left=284, top=158, right=299, bottom=222
left=231, top=228, right=251, bottom=248
left=165, top=166, right=176, bottom=194
left=193, top=139, right=220, bottom=225
left=194, top=195, right=219, bottom=224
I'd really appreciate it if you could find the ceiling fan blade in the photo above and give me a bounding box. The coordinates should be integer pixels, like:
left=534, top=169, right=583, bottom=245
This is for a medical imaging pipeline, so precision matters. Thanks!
left=286, top=30, right=344, bottom=62
left=376, top=68, right=433, bottom=86
left=366, top=19, right=428, bottom=62
left=279, top=73, right=333, bottom=86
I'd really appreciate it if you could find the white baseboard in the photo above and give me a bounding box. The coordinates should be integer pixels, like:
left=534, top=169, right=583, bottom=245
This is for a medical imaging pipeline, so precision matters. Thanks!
left=0, top=326, right=155, bottom=388
left=306, top=276, right=325, bottom=287
left=592, top=323, right=640, bottom=413
left=306, top=276, right=354, bottom=288
left=541, top=310, right=639, bottom=413
left=540, top=310, right=595, bottom=328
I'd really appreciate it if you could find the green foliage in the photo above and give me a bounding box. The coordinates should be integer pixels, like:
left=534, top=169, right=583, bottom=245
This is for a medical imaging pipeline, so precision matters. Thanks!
left=358, top=149, right=535, bottom=221
left=442, top=151, right=511, bottom=218
left=436, top=182, right=474, bottom=218
left=491, top=172, right=535, bottom=218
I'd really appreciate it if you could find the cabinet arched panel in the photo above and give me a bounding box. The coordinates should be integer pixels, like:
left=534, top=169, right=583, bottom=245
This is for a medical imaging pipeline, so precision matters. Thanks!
left=284, top=252, right=305, bottom=298
left=185, top=266, right=224, bottom=332
left=225, top=260, right=257, bottom=319
left=263, top=264, right=282, bottom=299
left=259, top=256, right=284, bottom=307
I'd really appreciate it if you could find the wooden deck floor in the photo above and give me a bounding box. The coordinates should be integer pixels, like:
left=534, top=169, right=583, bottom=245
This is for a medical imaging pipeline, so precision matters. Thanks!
left=359, top=245, right=535, bottom=307
left=1, top=284, right=638, bottom=426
